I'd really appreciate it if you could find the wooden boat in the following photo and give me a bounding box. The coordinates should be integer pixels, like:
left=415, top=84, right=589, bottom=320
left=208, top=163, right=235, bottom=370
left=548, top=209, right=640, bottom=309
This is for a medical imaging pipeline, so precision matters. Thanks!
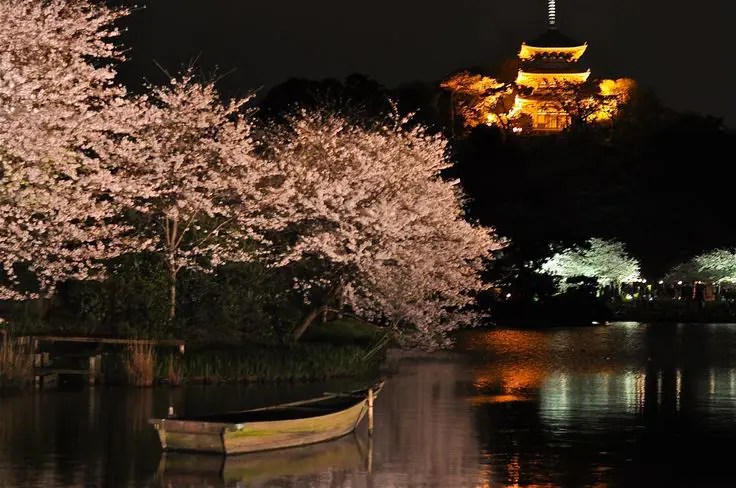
left=149, top=381, right=383, bottom=455
left=157, top=433, right=367, bottom=486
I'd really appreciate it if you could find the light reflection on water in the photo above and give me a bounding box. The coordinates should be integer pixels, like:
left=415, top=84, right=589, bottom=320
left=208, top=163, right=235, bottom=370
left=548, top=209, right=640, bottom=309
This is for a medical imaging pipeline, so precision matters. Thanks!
left=4, top=323, right=736, bottom=487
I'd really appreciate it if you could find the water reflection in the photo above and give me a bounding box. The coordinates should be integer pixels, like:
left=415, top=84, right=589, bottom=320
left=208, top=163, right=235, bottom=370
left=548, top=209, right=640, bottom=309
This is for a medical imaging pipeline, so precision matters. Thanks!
left=5, top=323, right=736, bottom=486
left=463, top=323, right=736, bottom=486
left=368, top=359, right=484, bottom=487
left=0, top=389, right=161, bottom=487
left=157, top=434, right=367, bottom=487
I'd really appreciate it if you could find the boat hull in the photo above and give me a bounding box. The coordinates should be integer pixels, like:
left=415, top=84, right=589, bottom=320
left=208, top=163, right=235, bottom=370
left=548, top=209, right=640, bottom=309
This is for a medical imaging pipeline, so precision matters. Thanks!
left=225, top=399, right=367, bottom=454
left=150, top=397, right=369, bottom=455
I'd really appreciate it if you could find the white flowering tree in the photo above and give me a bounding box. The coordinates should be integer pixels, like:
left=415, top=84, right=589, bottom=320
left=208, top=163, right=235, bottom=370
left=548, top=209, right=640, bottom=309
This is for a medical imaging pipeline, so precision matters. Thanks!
left=0, top=0, right=134, bottom=299
left=694, top=249, right=736, bottom=283
left=666, top=249, right=736, bottom=285
left=106, top=75, right=287, bottom=318
left=268, top=110, right=500, bottom=348
left=540, top=238, right=641, bottom=292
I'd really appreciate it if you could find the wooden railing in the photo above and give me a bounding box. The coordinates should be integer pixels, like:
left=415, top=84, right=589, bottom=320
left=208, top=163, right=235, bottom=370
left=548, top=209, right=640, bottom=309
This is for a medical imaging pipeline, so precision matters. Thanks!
left=13, top=335, right=185, bottom=388
left=24, top=335, right=186, bottom=353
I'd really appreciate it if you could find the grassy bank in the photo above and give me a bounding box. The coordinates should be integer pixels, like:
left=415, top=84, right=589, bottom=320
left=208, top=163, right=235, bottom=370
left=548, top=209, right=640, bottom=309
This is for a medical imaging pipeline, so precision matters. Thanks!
left=106, top=317, right=385, bottom=386
left=101, top=342, right=380, bottom=386
left=0, top=316, right=386, bottom=389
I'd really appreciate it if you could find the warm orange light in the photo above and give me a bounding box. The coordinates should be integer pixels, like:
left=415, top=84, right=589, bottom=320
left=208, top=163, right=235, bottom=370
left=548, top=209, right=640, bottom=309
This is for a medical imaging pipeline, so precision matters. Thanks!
left=518, top=43, right=588, bottom=62
left=515, top=69, right=591, bottom=88
left=441, top=72, right=514, bottom=128
left=441, top=35, right=633, bottom=133
left=599, top=78, right=635, bottom=99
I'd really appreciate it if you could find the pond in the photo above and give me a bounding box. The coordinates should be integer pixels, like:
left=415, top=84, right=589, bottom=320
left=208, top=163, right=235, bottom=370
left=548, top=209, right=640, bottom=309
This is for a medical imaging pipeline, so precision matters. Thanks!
left=3, top=322, right=736, bottom=487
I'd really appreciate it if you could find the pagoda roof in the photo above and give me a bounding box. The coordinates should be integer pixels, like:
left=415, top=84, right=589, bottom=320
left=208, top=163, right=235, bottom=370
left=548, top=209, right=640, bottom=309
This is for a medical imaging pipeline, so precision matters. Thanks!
left=516, top=69, right=591, bottom=88
left=525, top=28, right=583, bottom=48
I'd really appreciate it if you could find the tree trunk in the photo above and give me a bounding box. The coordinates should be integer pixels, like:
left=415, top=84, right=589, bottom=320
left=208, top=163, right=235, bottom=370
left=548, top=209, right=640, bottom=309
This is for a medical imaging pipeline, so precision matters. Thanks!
left=292, top=306, right=325, bottom=342
left=292, top=281, right=344, bottom=341
left=168, top=269, right=178, bottom=320
left=165, top=216, right=179, bottom=320
left=337, top=292, right=344, bottom=320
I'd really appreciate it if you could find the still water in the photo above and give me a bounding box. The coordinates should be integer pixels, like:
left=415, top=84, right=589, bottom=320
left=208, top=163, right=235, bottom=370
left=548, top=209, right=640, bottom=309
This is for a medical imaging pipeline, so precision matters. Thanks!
left=4, top=322, right=736, bottom=487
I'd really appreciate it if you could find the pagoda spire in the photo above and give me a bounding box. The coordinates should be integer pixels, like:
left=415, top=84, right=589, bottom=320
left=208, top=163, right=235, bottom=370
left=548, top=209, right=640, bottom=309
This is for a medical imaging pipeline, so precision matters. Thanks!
left=548, top=0, right=557, bottom=29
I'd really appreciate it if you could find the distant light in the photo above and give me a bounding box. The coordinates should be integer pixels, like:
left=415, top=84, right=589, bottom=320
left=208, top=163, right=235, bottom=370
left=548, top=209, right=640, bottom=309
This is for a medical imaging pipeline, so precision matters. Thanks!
left=506, top=293, right=512, bottom=299
left=658, top=280, right=664, bottom=285
left=592, top=321, right=600, bottom=325
left=641, top=279, right=647, bottom=284
left=677, top=281, right=683, bottom=285
left=624, top=294, right=634, bottom=301
left=512, top=127, right=523, bottom=133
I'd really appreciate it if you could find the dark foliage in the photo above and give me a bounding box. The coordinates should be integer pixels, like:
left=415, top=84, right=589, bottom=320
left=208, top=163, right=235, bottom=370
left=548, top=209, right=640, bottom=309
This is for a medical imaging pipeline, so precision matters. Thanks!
left=15, top=254, right=306, bottom=345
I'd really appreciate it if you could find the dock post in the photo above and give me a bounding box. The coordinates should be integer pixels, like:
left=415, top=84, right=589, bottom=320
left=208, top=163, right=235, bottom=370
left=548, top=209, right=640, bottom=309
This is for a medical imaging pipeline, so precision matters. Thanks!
left=368, top=430, right=374, bottom=474
left=368, top=388, right=374, bottom=437
left=88, top=354, right=101, bottom=386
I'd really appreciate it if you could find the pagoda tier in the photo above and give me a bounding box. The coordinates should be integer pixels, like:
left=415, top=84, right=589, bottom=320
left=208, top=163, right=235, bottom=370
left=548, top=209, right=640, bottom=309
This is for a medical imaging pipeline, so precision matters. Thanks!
left=514, top=96, right=571, bottom=132
left=517, top=30, right=589, bottom=78
left=516, top=69, right=591, bottom=89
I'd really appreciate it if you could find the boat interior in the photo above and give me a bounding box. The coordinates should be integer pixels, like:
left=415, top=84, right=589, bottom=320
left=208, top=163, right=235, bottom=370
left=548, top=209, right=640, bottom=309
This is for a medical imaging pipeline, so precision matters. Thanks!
left=173, top=395, right=366, bottom=424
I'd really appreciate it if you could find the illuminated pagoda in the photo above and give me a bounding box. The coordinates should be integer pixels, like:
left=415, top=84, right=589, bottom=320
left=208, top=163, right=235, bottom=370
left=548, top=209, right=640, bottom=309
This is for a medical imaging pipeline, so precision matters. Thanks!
left=515, top=0, right=590, bottom=132
left=441, top=0, right=632, bottom=133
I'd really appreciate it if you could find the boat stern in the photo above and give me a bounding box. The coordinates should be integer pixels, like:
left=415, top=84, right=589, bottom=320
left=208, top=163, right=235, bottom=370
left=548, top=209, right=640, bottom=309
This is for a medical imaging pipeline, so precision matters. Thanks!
left=149, top=418, right=229, bottom=454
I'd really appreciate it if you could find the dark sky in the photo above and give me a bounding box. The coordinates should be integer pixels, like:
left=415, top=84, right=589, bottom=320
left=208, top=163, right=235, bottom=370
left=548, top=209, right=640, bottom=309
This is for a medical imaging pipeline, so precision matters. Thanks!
left=117, top=0, right=736, bottom=126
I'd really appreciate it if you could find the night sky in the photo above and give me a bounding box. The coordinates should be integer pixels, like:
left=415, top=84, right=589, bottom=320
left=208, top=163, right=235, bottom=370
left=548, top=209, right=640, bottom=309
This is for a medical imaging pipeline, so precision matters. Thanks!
left=117, top=0, right=736, bottom=126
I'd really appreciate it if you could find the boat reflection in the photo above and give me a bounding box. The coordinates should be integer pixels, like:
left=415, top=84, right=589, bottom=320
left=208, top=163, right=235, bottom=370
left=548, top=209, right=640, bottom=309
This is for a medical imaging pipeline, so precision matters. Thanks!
left=155, top=433, right=368, bottom=487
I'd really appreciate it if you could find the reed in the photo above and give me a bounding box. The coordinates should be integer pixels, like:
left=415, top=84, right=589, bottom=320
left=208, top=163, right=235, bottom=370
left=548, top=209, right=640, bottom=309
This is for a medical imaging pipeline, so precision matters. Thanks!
left=172, top=344, right=378, bottom=384
left=157, top=354, right=183, bottom=386
left=0, top=341, right=35, bottom=391
left=123, top=342, right=156, bottom=387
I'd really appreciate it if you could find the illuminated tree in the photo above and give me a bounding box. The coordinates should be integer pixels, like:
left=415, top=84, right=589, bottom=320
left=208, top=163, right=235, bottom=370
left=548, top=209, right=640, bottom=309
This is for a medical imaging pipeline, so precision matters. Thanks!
left=540, top=238, right=640, bottom=292
left=543, top=78, right=636, bottom=128
left=440, top=72, right=517, bottom=130
left=666, top=249, right=736, bottom=285
left=664, top=261, right=710, bottom=284
left=694, top=249, right=736, bottom=283
left=106, top=75, right=286, bottom=318
left=269, top=110, right=500, bottom=348
left=0, top=0, right=132, bottom=299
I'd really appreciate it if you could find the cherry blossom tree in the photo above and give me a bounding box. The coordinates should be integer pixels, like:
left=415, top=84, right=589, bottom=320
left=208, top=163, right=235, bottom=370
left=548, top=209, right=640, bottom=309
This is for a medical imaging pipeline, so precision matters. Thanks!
left=267, top=109, right=500, bottom=348
left=694, top=249, right=736, bottom=284
left=106, top=75, right=287, bottom=318
left=666, top=249, right=736, bottom=285
left=0, top=0, right=133, bottom=299
left=540, top=238, right=641, bottom=292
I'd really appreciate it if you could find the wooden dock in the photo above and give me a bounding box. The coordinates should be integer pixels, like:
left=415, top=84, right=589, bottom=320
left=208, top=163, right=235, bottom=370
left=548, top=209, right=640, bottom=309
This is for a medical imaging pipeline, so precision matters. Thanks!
left=14, top=335, right=185, bottom=388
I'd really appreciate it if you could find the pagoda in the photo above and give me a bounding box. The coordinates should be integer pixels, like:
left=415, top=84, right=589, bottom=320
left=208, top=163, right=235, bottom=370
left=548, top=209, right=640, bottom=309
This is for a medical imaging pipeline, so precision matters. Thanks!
left=515, top=0, right=591, bottom=132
